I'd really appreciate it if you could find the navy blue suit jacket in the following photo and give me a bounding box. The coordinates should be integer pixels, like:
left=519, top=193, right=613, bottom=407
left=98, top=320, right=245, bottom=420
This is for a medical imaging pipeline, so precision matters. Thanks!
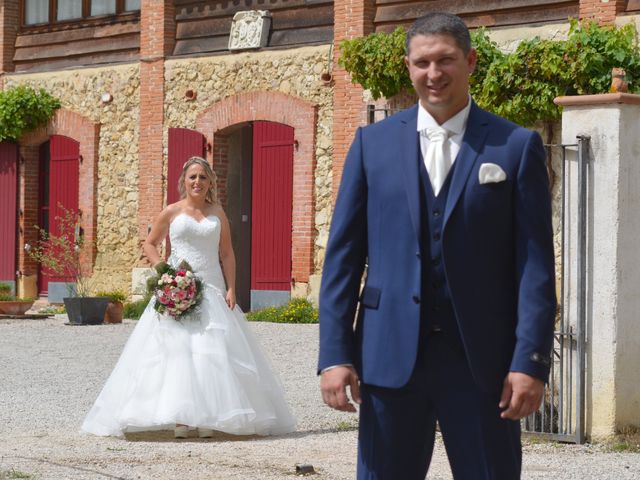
left=318, top=102, right=556, bottom=392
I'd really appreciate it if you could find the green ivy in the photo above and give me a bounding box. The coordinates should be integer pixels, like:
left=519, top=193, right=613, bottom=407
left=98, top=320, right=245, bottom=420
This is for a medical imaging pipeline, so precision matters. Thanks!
left=0, top=85, right=61, bottom=142
left=338, top=20, right=640, bottom=126
left=338, top=27, right=413, bottom=100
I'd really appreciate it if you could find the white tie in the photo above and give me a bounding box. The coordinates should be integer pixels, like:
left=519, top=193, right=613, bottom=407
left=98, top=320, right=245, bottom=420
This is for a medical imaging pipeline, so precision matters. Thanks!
left=423, top=126, right=451, bottom=196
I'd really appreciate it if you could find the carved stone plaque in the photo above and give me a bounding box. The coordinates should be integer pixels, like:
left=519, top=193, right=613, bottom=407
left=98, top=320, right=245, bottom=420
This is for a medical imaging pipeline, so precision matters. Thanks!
left=228, top=10, right=272, bottom=51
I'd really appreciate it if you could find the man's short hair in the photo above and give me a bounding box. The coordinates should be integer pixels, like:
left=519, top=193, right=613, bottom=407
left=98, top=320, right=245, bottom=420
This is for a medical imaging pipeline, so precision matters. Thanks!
left=405, top=12, right=471, bottom=55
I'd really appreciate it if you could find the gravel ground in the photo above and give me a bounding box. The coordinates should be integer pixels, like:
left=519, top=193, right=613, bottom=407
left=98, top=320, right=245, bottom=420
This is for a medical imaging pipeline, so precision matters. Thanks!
left=0, top=316, right=639, bottom=479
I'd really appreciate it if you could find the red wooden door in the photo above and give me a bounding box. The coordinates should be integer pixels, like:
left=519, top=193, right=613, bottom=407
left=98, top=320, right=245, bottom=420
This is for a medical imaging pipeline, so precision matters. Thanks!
left=38, top=136, right=80, bottom=293
left=0, top=142, right=18, bottom=286
left=167, top=128, right=207, bottom=257
left=251, top=121, right=294, bottom=292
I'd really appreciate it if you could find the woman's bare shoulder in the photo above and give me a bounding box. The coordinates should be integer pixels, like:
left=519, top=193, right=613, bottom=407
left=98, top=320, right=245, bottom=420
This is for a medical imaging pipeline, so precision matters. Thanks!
left=210, top=203, right=228, bottom=222
left=161, top=201, right=186, bottom=223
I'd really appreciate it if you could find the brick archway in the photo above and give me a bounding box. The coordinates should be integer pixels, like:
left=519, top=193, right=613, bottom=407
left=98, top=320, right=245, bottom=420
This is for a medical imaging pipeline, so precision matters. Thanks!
left=18, top=109, right=100, bottom=278
left=196, top=91, right=317, bottom=285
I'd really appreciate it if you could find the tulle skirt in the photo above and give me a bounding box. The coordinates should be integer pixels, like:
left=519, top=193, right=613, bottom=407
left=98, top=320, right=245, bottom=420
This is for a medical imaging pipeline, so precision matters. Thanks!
left=81, top=284, right=296, bottom=437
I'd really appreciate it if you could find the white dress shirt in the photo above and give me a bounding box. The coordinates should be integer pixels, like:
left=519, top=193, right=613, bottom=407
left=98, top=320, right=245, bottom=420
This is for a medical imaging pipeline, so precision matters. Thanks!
left=417, top=97, right=472, bottom=178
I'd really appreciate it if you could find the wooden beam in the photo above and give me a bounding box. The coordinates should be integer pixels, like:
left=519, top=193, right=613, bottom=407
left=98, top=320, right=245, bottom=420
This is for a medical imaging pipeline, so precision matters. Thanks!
left=14, top=34, right=139, bottom=61
left=16, top=22, right=140, bottom=48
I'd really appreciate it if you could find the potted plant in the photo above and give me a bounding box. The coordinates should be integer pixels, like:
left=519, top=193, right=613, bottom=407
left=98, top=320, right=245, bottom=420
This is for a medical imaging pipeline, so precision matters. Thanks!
left=27, top=206, right=108, bottom=325
left=96, top=290, right=127, bottom=324
left=0, top=284, right=36, bottom=315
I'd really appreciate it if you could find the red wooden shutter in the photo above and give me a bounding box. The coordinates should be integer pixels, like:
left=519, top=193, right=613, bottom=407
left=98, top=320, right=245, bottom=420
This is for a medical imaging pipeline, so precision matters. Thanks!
left=45, top=135, right=80, bottom=285
left=251, top=121, right=294, bottom=291
left=167, top=128, right=207, bottom=205
left=0, top=142, right=18, bottom=285
left=167, top=128, right=206, bottom=257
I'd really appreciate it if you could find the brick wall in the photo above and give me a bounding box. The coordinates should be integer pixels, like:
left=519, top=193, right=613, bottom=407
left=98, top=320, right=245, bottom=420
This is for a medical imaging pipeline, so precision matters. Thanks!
left=0, top=0, right=18, bottom=88
left=196, top=91, right=317, bottom=283
left=17, top=146, right=39, bottom=277
left=331, top=0, right=376, bottom=200
left=137, top=0, right=175, bottom=254
left=212, top=133, right=229, bottom=208
left=579, top=0, right=627, bottom=24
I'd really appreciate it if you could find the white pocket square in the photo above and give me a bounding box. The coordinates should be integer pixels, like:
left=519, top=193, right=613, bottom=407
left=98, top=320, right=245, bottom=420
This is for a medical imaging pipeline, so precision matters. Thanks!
left=478, top=163, right=507, bottom=184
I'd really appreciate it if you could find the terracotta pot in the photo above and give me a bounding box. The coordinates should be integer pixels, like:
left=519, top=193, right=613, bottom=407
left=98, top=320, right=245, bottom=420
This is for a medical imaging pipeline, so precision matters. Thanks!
left=0, top=300, right=35, bottom=316
left=104, top=301, right=124, bottom=324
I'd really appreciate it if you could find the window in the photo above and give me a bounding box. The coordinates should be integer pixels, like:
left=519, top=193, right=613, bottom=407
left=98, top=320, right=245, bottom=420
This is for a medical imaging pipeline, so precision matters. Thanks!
left=90, top=0, right=116, bottom=16
left=23, top=0, right=140, bottom=26
left=58, top=0, right=82, bottom=21
left=25, top=0, right=48, bottom=25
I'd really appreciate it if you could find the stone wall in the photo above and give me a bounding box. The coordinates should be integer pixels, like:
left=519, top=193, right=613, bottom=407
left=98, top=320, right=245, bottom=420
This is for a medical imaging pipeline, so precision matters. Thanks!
left=5, top=64, right=141, bottom=296
left=6, top=44, right=334, bottom=300
left=163, top=45, right=334, bottom=300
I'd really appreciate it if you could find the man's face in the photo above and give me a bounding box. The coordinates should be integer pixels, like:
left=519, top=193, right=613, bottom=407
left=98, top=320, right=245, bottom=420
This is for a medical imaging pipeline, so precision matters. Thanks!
left=405, top=33, right=477, bottom=124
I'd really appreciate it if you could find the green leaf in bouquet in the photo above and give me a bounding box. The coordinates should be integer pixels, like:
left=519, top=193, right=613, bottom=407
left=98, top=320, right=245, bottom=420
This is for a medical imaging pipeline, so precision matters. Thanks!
left=154, top=261, right=169, bottom=274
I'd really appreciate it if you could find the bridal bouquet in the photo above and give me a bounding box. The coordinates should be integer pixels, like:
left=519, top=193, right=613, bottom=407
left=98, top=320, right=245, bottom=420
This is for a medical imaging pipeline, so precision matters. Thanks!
left=147, top=260, right=202, bottom=319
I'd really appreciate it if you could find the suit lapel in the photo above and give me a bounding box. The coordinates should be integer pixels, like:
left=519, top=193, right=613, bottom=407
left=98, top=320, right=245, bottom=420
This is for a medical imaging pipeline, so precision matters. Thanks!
left=398, top=105, right=421, bottom=245
left=444, top=103, right=490, bottom=227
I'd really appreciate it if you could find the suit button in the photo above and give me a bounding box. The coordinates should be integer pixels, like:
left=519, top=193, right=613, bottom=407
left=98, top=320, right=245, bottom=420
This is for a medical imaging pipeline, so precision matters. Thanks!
left=432, top=209, right=441, bottom=217
left=432, top=256, right=441, bottom=266
left=433, top=232, right=441, bottom=241
left=412, top=295, right=420, bottom=304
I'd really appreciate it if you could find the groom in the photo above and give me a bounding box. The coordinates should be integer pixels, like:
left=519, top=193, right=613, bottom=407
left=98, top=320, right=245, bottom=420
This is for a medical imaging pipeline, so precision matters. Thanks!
left=318, top=12, right=556, bottom=479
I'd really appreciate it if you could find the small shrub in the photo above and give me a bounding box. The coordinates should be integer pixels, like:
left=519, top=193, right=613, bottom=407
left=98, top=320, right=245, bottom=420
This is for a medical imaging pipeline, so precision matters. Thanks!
left=95, top=290, right=127, bottom=303
left=0, top=293, right=36, bottom=301
left=123, top=295, right=151, bottom=320
left=0, top=283, right=11, bottom=294
left=247, top=298, right=318, bottom=324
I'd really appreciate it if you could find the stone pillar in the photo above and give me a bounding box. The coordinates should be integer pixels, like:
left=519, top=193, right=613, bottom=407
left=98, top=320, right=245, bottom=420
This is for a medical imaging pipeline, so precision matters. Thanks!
left=556, top=93, right=640, bottom=439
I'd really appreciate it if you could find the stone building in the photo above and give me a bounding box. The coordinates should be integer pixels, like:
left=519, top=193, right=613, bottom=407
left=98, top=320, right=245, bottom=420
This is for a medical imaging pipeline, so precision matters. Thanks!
left=0, top=0, right=637, bottom=309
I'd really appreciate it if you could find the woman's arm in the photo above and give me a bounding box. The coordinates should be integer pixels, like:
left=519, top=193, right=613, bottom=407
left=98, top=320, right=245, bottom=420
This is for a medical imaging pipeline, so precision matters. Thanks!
left=216, top=207, right=237, bottom=309
left=142, top=207, right=174, bottom=267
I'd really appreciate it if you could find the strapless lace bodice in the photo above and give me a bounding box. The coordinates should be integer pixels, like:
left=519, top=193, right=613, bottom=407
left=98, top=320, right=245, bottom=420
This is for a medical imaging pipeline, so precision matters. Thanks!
left=168, top=213, right=226, bottom=290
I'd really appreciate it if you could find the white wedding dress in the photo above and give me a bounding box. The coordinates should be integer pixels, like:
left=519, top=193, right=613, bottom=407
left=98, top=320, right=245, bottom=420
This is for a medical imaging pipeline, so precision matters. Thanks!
left=81, top=213, right=296, bottom=437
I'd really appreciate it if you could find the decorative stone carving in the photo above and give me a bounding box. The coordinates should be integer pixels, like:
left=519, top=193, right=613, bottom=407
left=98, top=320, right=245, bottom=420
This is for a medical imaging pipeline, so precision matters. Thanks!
left=228, top=10, right=271, bottom=51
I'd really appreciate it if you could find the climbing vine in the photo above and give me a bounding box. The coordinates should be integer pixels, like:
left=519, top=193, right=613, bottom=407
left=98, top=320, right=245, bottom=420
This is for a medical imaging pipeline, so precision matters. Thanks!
left=338, top=19, right=640, bottom=126
left=0, top=85, right=61, bottom=142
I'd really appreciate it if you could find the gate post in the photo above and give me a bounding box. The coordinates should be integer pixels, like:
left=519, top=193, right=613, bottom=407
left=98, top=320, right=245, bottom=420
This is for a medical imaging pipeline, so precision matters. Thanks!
left=555, top=93, right=640, bottom=439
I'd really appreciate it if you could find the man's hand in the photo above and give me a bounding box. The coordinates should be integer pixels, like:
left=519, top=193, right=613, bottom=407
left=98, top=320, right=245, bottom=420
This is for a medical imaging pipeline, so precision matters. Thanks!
left=499, top=372, right=544, bottom=420
left=320, top=366, right=361, bottom=413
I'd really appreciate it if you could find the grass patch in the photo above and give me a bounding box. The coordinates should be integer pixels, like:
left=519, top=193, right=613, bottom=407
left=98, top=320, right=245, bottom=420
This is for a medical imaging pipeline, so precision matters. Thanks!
left=609, top=427, right=640, bottom=453
left=36, top=304, right=66, bottom=315
left=336, top=419, right=358, bottom=431
left=247, top=298, right=318, bottom=324
left=0, top=469, right=36, bottom=479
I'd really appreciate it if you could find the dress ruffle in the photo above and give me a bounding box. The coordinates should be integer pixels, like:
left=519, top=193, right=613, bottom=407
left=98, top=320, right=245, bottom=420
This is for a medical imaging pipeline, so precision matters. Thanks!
left=81, top=284, right=296, bottom=437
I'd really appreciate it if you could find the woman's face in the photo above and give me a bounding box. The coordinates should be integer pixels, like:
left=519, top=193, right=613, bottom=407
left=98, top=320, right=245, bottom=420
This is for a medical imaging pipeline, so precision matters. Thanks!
left=184, top=163, right=211, bottom=200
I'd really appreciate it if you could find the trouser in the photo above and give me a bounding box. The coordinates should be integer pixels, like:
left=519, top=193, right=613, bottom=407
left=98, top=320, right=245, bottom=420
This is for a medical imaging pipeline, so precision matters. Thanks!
left=357, top=332, right=521, bottom=479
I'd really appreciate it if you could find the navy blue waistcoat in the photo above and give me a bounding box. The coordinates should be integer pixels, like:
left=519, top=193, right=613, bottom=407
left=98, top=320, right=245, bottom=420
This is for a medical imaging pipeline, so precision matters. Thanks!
left=418, top=153, right=463, bottom=347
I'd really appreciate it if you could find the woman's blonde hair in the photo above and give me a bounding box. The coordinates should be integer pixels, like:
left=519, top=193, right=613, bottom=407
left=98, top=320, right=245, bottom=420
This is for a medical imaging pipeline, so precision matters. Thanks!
left=178, top=156, right=218, bottom=204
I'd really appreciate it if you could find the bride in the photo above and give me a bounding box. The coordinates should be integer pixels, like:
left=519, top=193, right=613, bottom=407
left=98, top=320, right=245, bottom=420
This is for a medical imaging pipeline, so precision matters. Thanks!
left=82, top=156, right=296, bottom=438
